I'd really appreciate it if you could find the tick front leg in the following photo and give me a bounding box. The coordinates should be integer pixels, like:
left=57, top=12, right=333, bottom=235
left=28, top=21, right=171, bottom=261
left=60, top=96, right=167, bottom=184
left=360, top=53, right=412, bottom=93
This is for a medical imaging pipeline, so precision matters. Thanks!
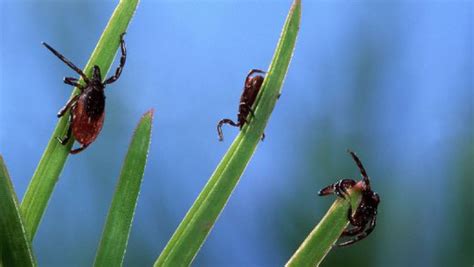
left=70, top=144, right=89, bottom=154
left=334, top=179, right=357, bottom=198
left=318, top=179, right=356, bottom=198
left=318, top=183, right=336, bottom=196
left=347, top=150, right=369, bottom=184
left=63, top=77, right=84, bottom=90
left=57, top=95, right=79, bottom=118
left=217, top=118, right=240, bottom=141
left=246, top=69, right=266, bottom=79
left=42, top=42, right=90, bottom=83
left=104, top=33, right=127, bottom=85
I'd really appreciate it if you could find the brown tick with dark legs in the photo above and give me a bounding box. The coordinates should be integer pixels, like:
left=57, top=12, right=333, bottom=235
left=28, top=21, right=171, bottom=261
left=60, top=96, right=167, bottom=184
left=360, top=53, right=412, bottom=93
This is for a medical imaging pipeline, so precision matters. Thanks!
left=318, top=150, right=380, bottom=247
left=217, top=69, right=266, bottom=141
left=42, top=33, right=127, bottom=154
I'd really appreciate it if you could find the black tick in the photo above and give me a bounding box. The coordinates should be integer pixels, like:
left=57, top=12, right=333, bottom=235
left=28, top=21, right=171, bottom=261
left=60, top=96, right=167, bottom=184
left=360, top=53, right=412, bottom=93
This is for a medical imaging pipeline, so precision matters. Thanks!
left=318, top=150, right=380, bottom=246
left=217, top=69, right=266, bottom=141
left=43, top=33, right=127, bottom=154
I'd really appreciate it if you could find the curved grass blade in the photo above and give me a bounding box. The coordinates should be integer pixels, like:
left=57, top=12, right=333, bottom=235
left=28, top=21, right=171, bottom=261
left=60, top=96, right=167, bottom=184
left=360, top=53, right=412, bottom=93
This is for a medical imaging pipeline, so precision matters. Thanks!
left=20, top=0, right=140, bottom=240
left=94, top=109, right=153, bottom=267
left=0, top=156, right=37, bottom=267
left=154, top=1, right=301, bottom=266
left=285, top=189, right=362, bottom=267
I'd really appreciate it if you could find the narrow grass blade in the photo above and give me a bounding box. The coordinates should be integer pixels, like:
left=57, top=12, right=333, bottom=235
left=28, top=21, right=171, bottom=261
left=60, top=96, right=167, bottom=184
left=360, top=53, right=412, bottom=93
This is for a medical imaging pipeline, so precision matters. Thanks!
left=0, top=156, right=37, bottom=267
left=94, top=109, right=153, bottom=267
left=20, top=0, right=140, bottom=240
left=154, top=1, right=301, bottom=266
left=286, top=189, right=362, bottom=267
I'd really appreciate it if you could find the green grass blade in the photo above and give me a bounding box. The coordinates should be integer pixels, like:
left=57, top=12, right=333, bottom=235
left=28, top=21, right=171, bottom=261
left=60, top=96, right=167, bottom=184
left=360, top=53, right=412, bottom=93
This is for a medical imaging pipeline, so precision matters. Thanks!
left=94, top=109, right=153, bottom=267
left=0, top=156, right=37, bottom=267
left=154, top=1, right=301, bottom=266
left=20, top=0, right=140, bottom=240
left=285, top=189, right=362, bottom=267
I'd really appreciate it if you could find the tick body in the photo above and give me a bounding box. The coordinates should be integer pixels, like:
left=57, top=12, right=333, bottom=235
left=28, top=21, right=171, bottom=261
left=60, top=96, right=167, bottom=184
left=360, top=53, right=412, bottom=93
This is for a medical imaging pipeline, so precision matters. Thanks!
left=217, top=69, right=265, bottom=141
left=43, top=33, right=127, bottom=154
left=318, top=150, right=380, bottom=247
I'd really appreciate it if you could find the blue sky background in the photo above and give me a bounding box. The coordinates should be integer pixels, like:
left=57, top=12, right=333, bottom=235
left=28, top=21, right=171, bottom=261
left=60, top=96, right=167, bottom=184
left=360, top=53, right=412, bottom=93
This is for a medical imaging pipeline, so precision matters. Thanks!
left=0, top=1, right=472, bottom=266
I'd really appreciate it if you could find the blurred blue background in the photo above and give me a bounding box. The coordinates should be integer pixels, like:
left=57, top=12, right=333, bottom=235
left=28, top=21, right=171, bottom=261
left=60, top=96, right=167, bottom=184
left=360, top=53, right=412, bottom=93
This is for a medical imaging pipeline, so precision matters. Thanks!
left=0, top=0, right=472, bottom=266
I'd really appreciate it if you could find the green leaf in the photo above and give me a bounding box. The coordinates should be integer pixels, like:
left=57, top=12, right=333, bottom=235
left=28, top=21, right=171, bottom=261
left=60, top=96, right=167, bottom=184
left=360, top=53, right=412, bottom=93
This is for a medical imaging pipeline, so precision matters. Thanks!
left=285, top=189, right=362, bottom=267
left=0, top=156, right=37, bottom=267
left=20, top=0, right=140, bottom=240
left=94, top=109, right=153, bottom=267
left=154, top=1, right=301, bottom=266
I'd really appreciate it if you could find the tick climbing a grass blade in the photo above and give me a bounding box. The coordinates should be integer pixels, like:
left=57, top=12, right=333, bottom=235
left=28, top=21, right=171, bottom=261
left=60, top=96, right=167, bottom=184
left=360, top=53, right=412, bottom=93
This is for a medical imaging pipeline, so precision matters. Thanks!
left=20, top=0, right=140, bottom=241
left=154, top=1, right=301, bottom=266
left=42, top=33, right=127, bottom=154
left=287, top=151, right=380, bottom=266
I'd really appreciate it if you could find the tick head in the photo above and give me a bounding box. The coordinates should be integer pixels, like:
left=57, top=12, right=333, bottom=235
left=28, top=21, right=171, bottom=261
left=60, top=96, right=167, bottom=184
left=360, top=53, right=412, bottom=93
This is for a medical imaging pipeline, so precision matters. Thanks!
left=92, top=65, right=102, bottom=82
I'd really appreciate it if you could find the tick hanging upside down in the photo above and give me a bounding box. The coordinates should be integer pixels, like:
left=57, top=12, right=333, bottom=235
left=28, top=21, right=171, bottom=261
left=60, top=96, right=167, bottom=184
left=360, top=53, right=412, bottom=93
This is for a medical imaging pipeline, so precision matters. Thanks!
left=318, top=150, right=380, bottom=247
left=217, top=69, right=266, bottom=141
left=43, top=33, right=127, bottom=154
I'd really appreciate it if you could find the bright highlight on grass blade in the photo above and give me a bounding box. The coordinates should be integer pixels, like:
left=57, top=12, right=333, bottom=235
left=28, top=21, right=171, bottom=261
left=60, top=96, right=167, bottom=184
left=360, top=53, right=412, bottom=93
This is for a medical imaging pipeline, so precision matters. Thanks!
left=286, top=190, right=362, bottom=267
left=154, top=1, right=301, bottom=266
left=0, top=156, right=37, bottom=267
left=94, top=109, right=153, bottom=267
left=20, top=0, right=140, bottom=241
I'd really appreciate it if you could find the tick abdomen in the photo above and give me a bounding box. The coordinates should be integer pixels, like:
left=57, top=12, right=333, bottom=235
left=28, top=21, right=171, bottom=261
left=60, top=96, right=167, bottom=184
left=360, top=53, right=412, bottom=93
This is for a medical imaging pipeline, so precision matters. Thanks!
left=71, top=91, right=105, bottom=145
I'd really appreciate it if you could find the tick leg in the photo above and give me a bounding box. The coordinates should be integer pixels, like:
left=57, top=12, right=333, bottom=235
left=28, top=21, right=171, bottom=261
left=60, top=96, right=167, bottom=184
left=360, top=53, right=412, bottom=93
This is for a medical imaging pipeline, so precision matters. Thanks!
left=337, top=216, right=376, bottom=247
left=347, top=150, right=369, bottom=185
left=56, top=115, right=73, bottom=145
left=334, top=179, right=356, bottom=199
left=239, top=105, right=266, bottom=141
left=42, top=42, right=90, bottom=83
left=63, top=77, right=84, bottom=90
left=318, top=179, right=356, bottom=198
left=56, top=127, right=72, bottom=145
left=217, top=118, right=239, bottom=141
left=70, top=144, right=89, bottom=154
left=246, top=69, right=266, bottom=80
left=240, top=103, right=255, bottom=118
left=341, top=225, right=365, bottom=237
left=239, top=103, right=259, bottom=124
left=346, top=203, right=363, bottom=227
left=57, top=95, right=79, bottom=118
left=238, top=104, right=255, bottom=127
left=104, top=33, right=127, bottom=85
left=318, top=183, right=336, bottom=196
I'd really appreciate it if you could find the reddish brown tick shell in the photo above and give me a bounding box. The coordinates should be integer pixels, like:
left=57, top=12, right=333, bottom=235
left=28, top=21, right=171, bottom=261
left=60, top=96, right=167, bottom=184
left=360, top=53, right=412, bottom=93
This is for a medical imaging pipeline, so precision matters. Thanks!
left=71, top=92, right=105, bottom=146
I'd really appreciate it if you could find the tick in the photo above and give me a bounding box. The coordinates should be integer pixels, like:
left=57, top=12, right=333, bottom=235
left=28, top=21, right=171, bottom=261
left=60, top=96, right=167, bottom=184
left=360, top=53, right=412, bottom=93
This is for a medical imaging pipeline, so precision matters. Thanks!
left=318, top=150, right=380, bottom=247
left=42, top=33, right=127, bottom=154
left=217, top=69, right=266, bottom=141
